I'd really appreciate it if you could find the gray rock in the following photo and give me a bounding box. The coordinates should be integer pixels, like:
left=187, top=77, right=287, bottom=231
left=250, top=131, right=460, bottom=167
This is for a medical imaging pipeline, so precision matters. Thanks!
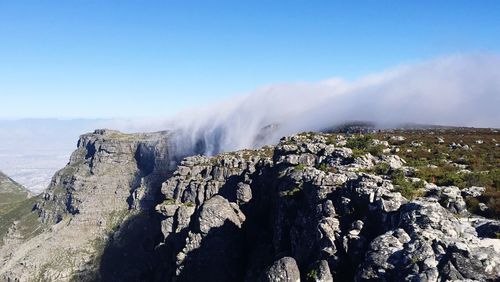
left=0, top=129, right=174, bottom=280
left=390, top=136, right=406, bottom=142
left=315, top=260, right=333, bottom=282
left=298, top=153, right=317, bottom=166
left=262, top=257, right=301, bottom=282
left=479, top=202, right=489, bottom=212
left=381, top=155, right=406, bottom=170
left=196, top=195, right=245, bottom=234
left=462, top=186, right=485, bottom=198
left=236, top=182, right=253, bottom=203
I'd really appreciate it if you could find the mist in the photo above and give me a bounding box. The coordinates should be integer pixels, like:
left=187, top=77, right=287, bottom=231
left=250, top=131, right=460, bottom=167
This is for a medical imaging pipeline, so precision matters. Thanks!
left=2, top=54, right=499, bottom=193
left=165, top=54, right=500, bottom=156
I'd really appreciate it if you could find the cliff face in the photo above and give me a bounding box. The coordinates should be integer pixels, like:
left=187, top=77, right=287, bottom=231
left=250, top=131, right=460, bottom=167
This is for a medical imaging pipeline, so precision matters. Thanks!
left=0, top=129, right=174, bottom=281
left=155, top=132, right=500, bottom=281
left=0, top=129, right=499, bottom=282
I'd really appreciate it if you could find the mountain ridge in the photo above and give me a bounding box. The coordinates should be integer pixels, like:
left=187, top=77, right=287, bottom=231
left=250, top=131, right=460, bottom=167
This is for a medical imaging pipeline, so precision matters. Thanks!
left=0, top=127, right=498, bottom=281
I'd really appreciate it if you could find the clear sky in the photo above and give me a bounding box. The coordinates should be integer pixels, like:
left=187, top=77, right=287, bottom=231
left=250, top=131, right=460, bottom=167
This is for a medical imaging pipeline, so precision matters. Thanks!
left=1, top=0, right=499, bottom=119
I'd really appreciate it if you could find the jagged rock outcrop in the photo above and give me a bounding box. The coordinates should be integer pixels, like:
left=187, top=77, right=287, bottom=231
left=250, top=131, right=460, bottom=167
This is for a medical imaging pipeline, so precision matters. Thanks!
left=155, top=132, right=500, bottom=281
left=358, top=199, right=499, bottom=281
left=0, top=129, right=174, bottom=281
left=1, top=129, right=499, bottom=281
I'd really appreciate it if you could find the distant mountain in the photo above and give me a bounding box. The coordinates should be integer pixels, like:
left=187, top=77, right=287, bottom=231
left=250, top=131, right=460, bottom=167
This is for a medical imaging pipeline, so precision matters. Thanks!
left=0, top=118, right=163, bottom=193
left=0, top=171, right=31, bottom=207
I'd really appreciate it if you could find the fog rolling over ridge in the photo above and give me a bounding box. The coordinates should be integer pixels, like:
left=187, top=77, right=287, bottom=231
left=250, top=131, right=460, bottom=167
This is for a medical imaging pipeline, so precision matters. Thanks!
left=1, top=54, right=499, bottom=193
left=168, top=54, right=500, bottom=156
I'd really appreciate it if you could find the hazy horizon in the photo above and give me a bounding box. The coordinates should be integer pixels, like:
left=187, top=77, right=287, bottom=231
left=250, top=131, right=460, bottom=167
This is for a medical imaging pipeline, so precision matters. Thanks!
left=1, top=1, right=500, bottom=192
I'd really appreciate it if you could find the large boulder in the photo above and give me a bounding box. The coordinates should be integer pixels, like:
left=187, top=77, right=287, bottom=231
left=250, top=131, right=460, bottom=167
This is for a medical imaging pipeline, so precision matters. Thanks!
left=262, top=257, right=301, bottom=282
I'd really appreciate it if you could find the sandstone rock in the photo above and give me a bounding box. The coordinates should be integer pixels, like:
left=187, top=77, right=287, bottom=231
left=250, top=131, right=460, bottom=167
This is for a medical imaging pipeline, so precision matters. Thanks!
left=196, top=195, right=246, bottom=234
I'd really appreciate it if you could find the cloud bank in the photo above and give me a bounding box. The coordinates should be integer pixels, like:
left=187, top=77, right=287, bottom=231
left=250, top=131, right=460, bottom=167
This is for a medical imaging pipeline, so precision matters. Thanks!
left=2, top=54, right=499, bottom=193
left=164, top=54, right=500, bottom=156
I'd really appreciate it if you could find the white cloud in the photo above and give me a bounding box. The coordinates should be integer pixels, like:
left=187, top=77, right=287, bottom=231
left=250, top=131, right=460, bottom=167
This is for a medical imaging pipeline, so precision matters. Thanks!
left=166, top=54, right=500, bottom=156
left=3, top=54, right=499, bottom=193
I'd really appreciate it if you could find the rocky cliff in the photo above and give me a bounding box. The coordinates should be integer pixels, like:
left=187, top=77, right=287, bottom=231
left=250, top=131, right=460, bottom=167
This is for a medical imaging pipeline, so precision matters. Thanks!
left=0, top=129, right=174, bottom=281
left=155, top=132, right=500, bottom=281
left=0, top=129, right=499, bottom=282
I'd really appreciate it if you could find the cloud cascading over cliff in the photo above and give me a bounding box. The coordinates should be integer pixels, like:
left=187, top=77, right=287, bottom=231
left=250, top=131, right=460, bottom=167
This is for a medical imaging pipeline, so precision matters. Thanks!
left=161, top=54, right=500, bottom=156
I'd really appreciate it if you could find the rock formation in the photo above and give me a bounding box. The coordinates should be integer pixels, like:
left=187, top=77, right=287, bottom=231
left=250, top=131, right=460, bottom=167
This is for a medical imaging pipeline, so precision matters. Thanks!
left=154, top=132, right=500, bottom=281
left=0, top=129, right=499, bottom=281
left=0, top=129, right=174, bottom=281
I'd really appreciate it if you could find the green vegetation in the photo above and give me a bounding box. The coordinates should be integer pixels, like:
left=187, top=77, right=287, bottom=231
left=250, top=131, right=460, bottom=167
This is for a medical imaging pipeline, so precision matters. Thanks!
left=370, top=128, right=499, bottom=218
left=317, top=163, right=329, bottom=173
left=0, top=196, right=44, bottom=247
left=280, top=186, right=302, bottom=197
left=163, top=198, right=177, bottom=205
left=0, top=171, right=31, bottom=209
left=346, top=134, right=373, bottom=150
left=370, top=163, right=391, bottom=175
left=306, top=268, right=318, bottom=280
left=294, top=164, right=306, bottom=172
left=346, top=134, right=385, bottom=158
left=390, top=169, right=425, bottom=200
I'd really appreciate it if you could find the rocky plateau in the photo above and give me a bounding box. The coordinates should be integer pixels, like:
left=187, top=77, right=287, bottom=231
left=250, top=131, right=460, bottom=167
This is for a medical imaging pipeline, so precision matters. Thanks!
left=0, top=128, right=499, bottom=282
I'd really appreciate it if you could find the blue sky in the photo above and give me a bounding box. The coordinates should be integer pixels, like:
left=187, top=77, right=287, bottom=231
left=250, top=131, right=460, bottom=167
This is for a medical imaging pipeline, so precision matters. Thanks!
left=1, top=0, right=499, bottom=119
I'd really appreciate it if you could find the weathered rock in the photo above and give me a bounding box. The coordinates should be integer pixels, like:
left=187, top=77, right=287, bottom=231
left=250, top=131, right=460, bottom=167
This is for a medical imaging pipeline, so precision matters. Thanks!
left=196, top=195, right=245, bottom=234
left=462, top=186, right=485, bottom=198
left=3, top=131, right=499, bottom=282
left=0, top=129, right=174, bottom=281
left=262, top=257, right=301, bottom=282
left=381, top=154, right=406, bottom=170
left=357, top=199, right=500, bottom=281
left=427, top=185, right=467, bottom=214
left=314, top=260, right=333, bottom=282
left=236, top=182, right=253, bottom=203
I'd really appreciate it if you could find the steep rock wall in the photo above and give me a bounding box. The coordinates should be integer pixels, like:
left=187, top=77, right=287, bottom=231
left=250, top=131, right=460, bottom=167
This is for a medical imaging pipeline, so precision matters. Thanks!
left=0, top=129, right=174, bottom=281
left=155, top=133, right=500, bottom=281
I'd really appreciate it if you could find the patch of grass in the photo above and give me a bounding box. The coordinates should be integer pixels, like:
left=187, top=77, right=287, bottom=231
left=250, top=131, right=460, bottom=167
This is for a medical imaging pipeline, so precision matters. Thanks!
left=163, top=198, right=177, bottom=205
left=351, top=148, right=366, bottom=159
left=346, top=135, right=373, bottom=150
left=465, top=197, right=481, bottom=214
left=317, top=163, right=329, bottom=173
left=0, top=196, right=44, bottom=247
left=370, top=163, right=391, bottom=175
left=368, top=128, right=499, bottom=218
left=346, top=135, right=385, bottom=157
left=280, top=187, right=302, bottom=197
left=294, top=164, right=306, bottom=172
left=306, top=268, right=318, bottom=281
left=391, top=169, right=425, bottom=200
